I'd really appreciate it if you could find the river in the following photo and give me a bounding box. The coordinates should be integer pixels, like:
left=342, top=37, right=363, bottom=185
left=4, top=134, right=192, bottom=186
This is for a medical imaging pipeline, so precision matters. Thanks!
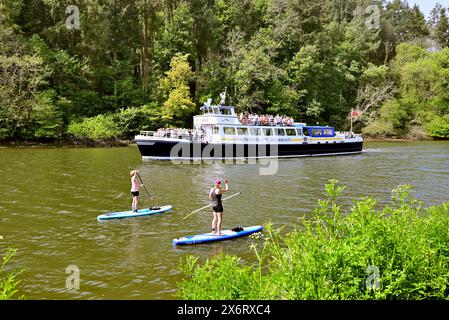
left=1, top=141, right=448, bottom=299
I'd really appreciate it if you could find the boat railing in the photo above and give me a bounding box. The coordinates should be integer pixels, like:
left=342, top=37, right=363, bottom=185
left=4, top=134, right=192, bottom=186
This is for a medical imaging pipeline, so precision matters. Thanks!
left=336, top=132, right=363, bottom=139
left=138, top=130, right=205, bottom=142
left=138, top=131, right=155, bottom=137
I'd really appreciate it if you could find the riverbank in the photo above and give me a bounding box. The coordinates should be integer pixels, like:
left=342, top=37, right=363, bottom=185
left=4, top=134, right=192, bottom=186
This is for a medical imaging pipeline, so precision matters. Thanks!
left=1, top=135, right=446, bottom=148
left=364, top=136, right=433, bottom=142
left=0, top=139, right=135, bottom=148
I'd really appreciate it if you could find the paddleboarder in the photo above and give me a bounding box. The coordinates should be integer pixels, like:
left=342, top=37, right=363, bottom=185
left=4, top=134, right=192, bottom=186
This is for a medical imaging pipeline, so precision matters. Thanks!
left=130, top=170, right=140, bottom=213
left=209, top=179, right=229, bottom=235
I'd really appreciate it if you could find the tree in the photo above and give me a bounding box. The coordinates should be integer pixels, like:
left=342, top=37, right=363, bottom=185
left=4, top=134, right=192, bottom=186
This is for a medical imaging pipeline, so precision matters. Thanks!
left=0, top=54, right=51, bottom=139
left=409, top=4, right=430, bottom=40
left=435, top=8, right=449, bottom=48
left=385, top=0, right=428, bottom=43
left=155, top=2, right=194, bottom=70
left=159, top=53, right=195, bottom=126
left=429, top=3, right=443, bottom=29
left=356, top=63, right=397, bottom=118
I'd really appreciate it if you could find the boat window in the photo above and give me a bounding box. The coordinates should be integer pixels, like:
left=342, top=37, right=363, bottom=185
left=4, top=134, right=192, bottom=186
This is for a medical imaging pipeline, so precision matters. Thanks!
left=323, top=128, right=334, bottom=136
left=249, top=128, right=261, bottom=136
left=213, top=126, right=220, bottom=135
left=312, top=129, right=323, bottom=136
left=262, top=128, right=273, bottom=136
left=224, top=127, right=236, bottom=135
left=221, top=108, right=232, bottom=116
left=303, top=128, right=309, bottom=136
left=285, top=128, right=297, bottom=136
left=212, top=107, right=220, bottom=115
left=236, top=127, right=248, bottom=135
left=275, top=128, right=286, bottom=136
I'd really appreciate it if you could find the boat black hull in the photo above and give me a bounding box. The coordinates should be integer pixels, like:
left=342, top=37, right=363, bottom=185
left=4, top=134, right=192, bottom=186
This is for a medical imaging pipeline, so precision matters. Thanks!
left=135, top=140, right=363, bottom=159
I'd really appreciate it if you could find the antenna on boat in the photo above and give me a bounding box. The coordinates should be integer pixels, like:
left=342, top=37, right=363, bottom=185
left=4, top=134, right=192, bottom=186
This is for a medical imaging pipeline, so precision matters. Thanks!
left=219, top=87, right=227, bottom=105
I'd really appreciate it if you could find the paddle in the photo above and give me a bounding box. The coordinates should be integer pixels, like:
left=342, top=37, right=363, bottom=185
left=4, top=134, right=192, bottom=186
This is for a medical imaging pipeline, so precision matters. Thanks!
left=182, top=192, right=241, bottom=220
left=137, top=172, right=153, bottom=200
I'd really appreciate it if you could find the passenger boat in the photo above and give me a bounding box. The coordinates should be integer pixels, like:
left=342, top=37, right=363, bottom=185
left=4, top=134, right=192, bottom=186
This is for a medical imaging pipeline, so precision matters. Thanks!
left=135, top=98, right=363, bottom=160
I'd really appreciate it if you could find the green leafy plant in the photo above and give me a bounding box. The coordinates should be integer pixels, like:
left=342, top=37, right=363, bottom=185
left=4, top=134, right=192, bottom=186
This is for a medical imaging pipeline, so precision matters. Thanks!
left=0, top=249, right=24, bottom=300
left=67, top=114, right=119, bottom=143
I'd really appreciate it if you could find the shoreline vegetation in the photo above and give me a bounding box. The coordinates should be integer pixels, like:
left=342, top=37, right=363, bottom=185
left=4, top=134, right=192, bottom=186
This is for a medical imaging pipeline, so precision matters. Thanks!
left=0, top=135, right=446, bottom=149
left=0, top=248, right=24, bottom=300
left=2, top=1, right=449, bottom=144
left=177, top=180, right=449, bottom=300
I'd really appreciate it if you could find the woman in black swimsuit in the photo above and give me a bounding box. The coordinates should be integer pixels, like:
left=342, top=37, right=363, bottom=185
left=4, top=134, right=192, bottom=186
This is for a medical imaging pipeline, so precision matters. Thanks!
left=209, top=179, right=229, bottom=235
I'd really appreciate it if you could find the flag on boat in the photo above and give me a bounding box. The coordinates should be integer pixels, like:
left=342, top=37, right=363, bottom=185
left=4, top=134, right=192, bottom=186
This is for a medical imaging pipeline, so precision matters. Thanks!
left=351, top=109, right=362, bottom=119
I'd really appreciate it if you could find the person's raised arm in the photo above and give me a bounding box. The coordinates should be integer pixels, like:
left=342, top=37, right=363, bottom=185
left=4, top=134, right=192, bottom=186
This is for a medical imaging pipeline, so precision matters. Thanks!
left=221, top=179, right=230, bottom=193
left=132, top=170, right=140, bottom=184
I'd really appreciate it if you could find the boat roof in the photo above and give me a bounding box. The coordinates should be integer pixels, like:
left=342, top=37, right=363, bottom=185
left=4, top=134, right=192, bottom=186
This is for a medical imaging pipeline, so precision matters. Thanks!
left=303, top=126, right=333, bottom=129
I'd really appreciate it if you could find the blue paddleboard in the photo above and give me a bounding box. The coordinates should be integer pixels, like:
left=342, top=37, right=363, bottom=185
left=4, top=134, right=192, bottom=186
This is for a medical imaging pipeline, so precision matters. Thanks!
left=172, top=225, right=263, bottom=245
left=97, top=205, right=173, bottom=221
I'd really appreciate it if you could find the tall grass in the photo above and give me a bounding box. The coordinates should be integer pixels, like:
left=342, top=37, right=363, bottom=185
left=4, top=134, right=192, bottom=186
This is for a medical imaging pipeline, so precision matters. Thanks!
left=0, top=249, right=24, bottom=300
left=177, top=181, right=449, bottom=300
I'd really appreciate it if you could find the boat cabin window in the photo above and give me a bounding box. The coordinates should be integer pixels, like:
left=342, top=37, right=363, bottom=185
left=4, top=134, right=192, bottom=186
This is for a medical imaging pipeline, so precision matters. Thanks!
left=303, top=128, right=309, bottom=136
left=323, top=128, right=334, bottom=136
left=275, top=128, right=286, bottom=136
left=221, top=108, right=233, bottom=116
left=312, top=129, right=323, bottom=136
left=213, top=126, right=220, bottom=135
left=249, top=128, right=261, bottom=136
left=285, top=128, right=297, bottom=136
left=224, top=127, right=236, bottom=135
left=262, top=128, right=273, bottom=136
left=212, top=106, right=220, bottom=114
left=236, top=127, right=248, bottom=135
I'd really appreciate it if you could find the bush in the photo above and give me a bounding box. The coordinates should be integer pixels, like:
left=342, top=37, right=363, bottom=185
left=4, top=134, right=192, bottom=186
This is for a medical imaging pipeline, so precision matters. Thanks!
left=31, top=89, right=64, bottom=139
left=67, top=114, right=119, bottom=142
left=1, top=249, right=24, bottom=300
left=426, top=117, right=449, bottom=139
left=113, top=104, right=164, bottom=138
left=363, top=99, right=410, bottom=137
left=177, top=181, right=449, bottom=300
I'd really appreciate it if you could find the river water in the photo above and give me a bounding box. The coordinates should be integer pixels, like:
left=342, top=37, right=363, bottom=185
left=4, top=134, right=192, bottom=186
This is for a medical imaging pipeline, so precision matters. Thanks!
left=1, top=141, right=448, bottom=299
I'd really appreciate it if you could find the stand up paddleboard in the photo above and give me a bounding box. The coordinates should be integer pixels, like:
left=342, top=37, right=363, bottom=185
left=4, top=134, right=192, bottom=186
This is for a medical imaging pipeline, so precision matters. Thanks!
left=172, top=225, right=263, bottom=245
left=97, top=205, right=173, bottom=221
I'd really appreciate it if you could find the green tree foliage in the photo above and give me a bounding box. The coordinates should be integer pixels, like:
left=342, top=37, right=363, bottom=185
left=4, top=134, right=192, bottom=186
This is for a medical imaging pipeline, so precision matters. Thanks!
left=364, top=44, right=449, bottom=138
left=386, top=0, right=429, bottom=44
left=113, top=104, right=164, bottom=138
left=0, top=54, right=51, bottom=139
left=435, top=8, right=449, bottom=48
left=178, top=181, right=449, bottom=300
left=159, top=53, right=195, bottom=126
left=426, top=116, right=449, bottom=138
left=67, top=114, right=119, bottom=142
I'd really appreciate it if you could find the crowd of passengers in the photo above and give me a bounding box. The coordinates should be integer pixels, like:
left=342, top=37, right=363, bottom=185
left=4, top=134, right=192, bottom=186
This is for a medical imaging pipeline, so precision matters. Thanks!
left=237, top=112, right=295, bottom=126
left=154, top=128, right=205, bottom=140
